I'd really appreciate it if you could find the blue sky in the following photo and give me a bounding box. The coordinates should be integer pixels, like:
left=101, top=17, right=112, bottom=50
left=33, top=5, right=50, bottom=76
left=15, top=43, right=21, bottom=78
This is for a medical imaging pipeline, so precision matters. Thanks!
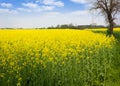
left=0, top=0, right=105, bottom=28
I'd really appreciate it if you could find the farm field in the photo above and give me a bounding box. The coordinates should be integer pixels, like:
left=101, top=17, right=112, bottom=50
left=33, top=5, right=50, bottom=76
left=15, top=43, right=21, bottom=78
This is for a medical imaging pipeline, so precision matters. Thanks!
left=0, top=29, right=120, bottom=86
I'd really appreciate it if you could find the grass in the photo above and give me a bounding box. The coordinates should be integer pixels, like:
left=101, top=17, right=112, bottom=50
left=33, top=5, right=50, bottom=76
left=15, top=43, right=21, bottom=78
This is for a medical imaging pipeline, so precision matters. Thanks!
left=0, top=29, right=120, bottom=86
left=90, top=28, right=120, bottom=86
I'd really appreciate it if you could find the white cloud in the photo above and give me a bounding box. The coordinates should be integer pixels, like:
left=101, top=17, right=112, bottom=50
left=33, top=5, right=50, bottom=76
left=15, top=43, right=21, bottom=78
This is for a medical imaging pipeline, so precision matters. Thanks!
left=0, top=1, right=63, bottom=14
left=0, top=8, right=17, bottom=14
left=36, top=0, right=64, bottom=7
left=18, top=5, right=54, bottom=13
left=71, top=0, right=87, bottom=4
left=17, top=8, right=32, bottom=12
left=0, top=10, right=105, bottom=28
left=0, top=3, right=13, bottom=8
left=42, top=6, right=55, bottom=11
left=0, top=3, right=17, bottom=14
left=22, top=3, right=39, bottom=8
left=71, top=10, right=88, bottom=15
left=20, top=2, right=55, bottom=12
left=0, top=8, right=9, bottom=13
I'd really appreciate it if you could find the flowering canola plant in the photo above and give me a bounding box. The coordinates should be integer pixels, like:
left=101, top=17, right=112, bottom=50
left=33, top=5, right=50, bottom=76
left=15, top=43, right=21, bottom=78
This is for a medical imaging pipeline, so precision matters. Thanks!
left=0, top=29, right=116, bottom=86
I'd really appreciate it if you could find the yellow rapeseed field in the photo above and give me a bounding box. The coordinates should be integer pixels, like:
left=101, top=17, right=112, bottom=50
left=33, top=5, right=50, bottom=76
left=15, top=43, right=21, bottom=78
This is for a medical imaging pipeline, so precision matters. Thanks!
left=0, top=29, right=117, bottom=86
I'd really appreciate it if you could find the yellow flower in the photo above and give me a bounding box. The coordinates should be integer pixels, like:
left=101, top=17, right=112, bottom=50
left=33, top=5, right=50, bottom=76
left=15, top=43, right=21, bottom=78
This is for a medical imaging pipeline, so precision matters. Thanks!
left=0, top=73, right=4, bottom=78
left=17, top=82, right=21, bottom=86
left=49, top=57, right=53, bottom=62
left=62, top=61, right=65, bottom=65
left=10, top=62, right=14, bottom=66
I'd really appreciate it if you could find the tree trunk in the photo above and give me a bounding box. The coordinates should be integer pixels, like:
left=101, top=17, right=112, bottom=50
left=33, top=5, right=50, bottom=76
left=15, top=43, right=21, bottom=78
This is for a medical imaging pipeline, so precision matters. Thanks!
left=109, top=22, right=113, bottom=34
left=108, top=13, right=114, bottom=35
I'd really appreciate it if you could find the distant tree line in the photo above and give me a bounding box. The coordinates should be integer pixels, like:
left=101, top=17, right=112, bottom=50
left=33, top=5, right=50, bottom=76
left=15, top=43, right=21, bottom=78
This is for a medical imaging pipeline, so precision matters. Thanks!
left=47, top=24, right=120, bottom=29
left=0, top=24, right=120, bottom=30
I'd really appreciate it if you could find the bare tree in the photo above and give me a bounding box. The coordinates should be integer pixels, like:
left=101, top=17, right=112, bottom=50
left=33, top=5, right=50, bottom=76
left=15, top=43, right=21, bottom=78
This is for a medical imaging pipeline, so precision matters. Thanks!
left=91, top=0, right=120, bottom=34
